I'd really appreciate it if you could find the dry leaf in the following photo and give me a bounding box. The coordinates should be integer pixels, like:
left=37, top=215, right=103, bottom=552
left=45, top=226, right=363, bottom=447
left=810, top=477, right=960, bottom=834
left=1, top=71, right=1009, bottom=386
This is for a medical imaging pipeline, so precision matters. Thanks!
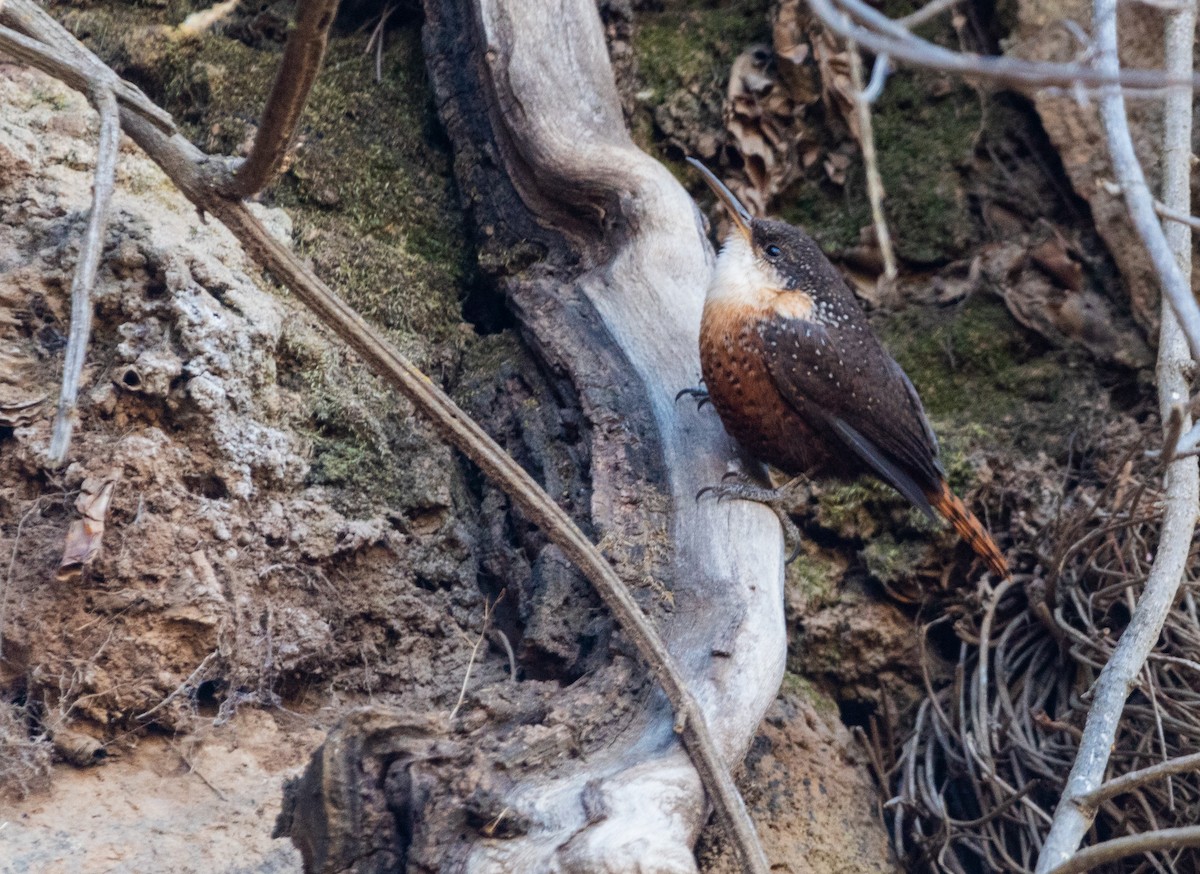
left=1029, top=233, right=1084, bottom=292
left=980, top=241, right=1152, bottom=370
left=718, top=1, right=865, bottom=219
left=810, top=26, right=859, bottom=142
left=57, top=480, right=116, bottom=582
left=823, top=151, right=851, bottom=186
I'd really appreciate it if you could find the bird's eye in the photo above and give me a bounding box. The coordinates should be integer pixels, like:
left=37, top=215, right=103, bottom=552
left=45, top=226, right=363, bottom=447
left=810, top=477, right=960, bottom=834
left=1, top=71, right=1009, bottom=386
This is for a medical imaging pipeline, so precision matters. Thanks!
left=765, top=245, right=782, bottom=259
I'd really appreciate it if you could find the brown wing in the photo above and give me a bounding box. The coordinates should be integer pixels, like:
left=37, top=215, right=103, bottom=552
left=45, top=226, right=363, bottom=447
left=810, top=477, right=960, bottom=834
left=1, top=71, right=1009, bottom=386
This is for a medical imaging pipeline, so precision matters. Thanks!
left=756, top=314, right=945, bottom=517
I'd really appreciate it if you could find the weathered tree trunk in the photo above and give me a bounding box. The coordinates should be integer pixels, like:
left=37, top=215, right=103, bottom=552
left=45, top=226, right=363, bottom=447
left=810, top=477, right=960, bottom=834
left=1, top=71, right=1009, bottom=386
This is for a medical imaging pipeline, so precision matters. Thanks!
left=276, top=1, right=786, bottom=870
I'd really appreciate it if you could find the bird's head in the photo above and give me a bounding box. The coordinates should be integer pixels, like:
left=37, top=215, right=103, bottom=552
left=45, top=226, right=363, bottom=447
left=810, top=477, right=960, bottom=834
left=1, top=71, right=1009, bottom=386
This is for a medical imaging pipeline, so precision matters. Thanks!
left=688, top=158, right=836, bottom=317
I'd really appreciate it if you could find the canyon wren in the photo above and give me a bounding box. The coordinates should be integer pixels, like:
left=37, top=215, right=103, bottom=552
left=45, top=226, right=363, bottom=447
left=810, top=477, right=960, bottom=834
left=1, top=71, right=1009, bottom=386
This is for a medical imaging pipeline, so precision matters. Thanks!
left=688, top=158, right=1008, bottom=578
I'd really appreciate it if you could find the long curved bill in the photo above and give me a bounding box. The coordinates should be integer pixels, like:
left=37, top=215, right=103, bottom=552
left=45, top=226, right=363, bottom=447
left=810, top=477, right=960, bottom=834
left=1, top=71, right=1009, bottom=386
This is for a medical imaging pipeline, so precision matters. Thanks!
left=686, top=157, right=752, bottom=241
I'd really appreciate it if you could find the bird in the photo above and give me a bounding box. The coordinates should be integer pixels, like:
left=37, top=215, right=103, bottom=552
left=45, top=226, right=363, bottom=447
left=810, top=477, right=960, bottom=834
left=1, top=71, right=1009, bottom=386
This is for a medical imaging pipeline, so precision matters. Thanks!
left=686, top=158, right=1008, bottom=579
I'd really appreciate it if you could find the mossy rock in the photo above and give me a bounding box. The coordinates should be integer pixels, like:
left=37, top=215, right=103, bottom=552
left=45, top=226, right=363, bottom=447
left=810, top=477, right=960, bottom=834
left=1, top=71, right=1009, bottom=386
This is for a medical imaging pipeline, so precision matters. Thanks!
left=875, top=294, right=1094, bottom=458
left=860, top=533, right=929, bottom=586
left=69, top=4, right=477, bottom=511
left=634, top=0, right=771, bottom=103
left=781, top=70, right=983, bottom=265
left=786, top=542, right=850, bottom=613
left=69, top=8, right=472, bottom=366
left=779, top=671, right=841, bottom=720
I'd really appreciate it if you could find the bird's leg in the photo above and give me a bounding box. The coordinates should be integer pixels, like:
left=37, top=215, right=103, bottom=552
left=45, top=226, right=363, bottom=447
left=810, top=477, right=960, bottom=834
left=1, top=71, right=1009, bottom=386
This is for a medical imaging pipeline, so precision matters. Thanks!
left=674, top=384, right=711, bottom=410
left=697, top=475, right=808, bottom=562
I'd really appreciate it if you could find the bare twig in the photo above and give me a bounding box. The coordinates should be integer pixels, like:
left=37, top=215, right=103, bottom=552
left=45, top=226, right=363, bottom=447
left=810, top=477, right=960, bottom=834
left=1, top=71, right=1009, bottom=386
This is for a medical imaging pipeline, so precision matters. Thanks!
left=1042, top=826, right=1200, bottom=874
left=861, top=53, right=891, bottom=103
left=488, top=628, right=517, bottom=682
left=448, top=592, right=501, bottom=724
left=48, top=86, right=119, bottom=464
left=1154, top=200, right=1200, bottom=232
left=0, top=17, right=172, bottom=132
left=807, top=0, right=1200, bottom=92
left=1, top=498, right=48, bottom=659
left=1065, top=3, right=1200, bottom=370
left=219, top=0, right=339, bottom=197
left=848, top=39, right=898, bottom=281
left=1078, top=751, right=1200, bottom=809
left=136, top=650, right=220, bottom=721
left=1175, top=430, right=1200, bottom=458
left=898, top=0, right=963, bottom=30
left=1034, top=0, right=1200, bottom=869
left=364, top=5, right=396, bottom=84
left=1098, top=179, right=1200, bottom=236
left=0, top=5, right=769, bottom=870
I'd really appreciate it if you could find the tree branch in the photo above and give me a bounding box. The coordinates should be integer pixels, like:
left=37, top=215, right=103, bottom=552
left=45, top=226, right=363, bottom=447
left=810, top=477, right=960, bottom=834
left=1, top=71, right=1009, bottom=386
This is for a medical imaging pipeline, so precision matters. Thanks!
left=0, top=12, right=173, bottom=132
left=1041, top=826, right=1200, bottom=874
left=1076, top=751, right=1200, bottom=809
left=898, top=0, right=963, bottom=30
left=806, top=0, right=1200, bottom=91
left=47, top=84, right=119, bottom=464
left=1034, top=0, right=1200, bottom=869
left=218, top=0, right=339, bottom=198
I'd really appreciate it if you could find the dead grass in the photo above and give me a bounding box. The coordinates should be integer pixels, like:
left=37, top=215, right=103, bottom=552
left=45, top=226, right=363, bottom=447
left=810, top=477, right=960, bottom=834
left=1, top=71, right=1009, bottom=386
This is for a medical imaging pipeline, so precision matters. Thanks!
left=0, top=700, right=53, bottom=800
left=879, top=418, right=1200, bottom=873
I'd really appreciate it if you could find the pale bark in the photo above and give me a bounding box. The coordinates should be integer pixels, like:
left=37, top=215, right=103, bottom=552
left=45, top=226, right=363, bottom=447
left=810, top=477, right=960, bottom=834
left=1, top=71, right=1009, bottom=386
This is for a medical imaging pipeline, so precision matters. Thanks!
left=283, top=0, right=788, bottom=870
left=435, top=1, right=787, bottom=867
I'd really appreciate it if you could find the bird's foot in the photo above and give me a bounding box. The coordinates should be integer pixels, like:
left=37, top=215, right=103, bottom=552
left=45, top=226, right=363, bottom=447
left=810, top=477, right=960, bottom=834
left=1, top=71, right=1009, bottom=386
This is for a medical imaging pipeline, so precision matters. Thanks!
left=697, top=475, right=805, bottom=563
left=674, top=385, right=711, bottom=410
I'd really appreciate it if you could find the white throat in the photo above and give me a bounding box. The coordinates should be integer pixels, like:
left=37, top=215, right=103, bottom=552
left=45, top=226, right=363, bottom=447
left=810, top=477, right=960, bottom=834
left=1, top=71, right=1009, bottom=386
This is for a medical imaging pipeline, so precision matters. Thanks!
left=707, top=233, right=775, bottom=304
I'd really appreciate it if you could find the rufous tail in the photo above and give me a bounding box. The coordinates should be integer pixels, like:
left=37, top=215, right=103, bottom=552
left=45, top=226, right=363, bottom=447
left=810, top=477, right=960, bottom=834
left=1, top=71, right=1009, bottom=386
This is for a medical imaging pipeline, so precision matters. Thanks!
left=925, top=479, right=1009, bottom=578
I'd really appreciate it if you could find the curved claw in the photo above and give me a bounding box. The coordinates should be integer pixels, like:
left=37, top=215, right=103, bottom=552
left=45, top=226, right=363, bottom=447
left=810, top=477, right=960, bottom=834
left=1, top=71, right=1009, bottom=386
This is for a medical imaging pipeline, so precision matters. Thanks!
left=675, top=385, right=711, bottom=411
left=696, top=484, right=735, bottom=503
left=784, top=537, right=803, bottom=565
left=696, top=485, right=732, bottom=504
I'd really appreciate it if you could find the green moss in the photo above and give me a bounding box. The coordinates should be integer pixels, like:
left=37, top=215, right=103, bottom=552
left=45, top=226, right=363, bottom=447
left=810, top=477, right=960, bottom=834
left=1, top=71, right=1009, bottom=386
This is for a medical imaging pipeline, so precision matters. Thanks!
left=781, top=71, right=982, bottom=263
left=633, top=0, right=770, bottom=103
left=780, top=671, right=840, bottom=718
left=281, top=327, right=449, bottom=510
left=815, top=478, right=935, bottom=543
left=773, top=0, right=980, bottom=261
left=815, top=480, right=885, bottom=540
left=861, top=533, right=927, bottom=584
left=785, top=544, right=847, bottom=610
left=631, top=0, right=770, bottom=179
left=877, top=296, right=1060, bottom=431
left=779, top=183, right=871, bottom=255
left=874, top=293, right=1110, bottom=483
left=871, top=76, right=982, bottom=264
left=65, top=7, right=472, bottom=363
left=69, top=6, right=478, bottom=509
left=154, top=31, right=471, bottom=354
